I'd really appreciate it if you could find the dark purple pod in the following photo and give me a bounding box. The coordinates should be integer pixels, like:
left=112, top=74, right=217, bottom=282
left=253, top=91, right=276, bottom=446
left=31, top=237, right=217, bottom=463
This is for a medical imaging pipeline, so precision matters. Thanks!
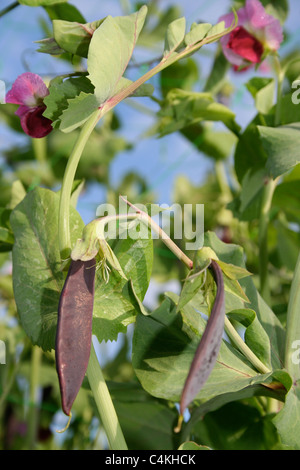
left=179, top=259, right=225, bottom=417
left=55, top=258, right=96, bottom=416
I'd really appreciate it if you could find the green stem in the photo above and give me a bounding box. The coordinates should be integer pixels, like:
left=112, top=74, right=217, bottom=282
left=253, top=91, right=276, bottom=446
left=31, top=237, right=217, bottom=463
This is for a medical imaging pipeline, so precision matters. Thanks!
left=58, top=109, right=101, bottom=259
left=0, top=1, right=19, bottom=18
left=258, top=178, right=277, bottom=303
left=86, top=343, right=128, bottom=450
left=27, top=345, right=42, bottom=449
left=32, top=137, right=47, bottom=163
left=284, top=252, right=300, bottom=381
left=215, top=160, right=232, bottom=202
left=224, top=317, right=271, bottom=374
left=120, top=197, right=193, bottom=269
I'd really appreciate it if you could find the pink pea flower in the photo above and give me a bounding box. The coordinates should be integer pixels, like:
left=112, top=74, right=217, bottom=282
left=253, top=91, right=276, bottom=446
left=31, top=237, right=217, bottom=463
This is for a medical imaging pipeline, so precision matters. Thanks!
left=219, top=0, right=283, bottom=71
left=6, top=72, right=53, bottom=138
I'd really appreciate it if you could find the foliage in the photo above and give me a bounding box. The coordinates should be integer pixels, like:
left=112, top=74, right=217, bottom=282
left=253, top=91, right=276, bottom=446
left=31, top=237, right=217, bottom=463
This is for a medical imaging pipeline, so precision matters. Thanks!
left=0, top=0, right=300, bottom=451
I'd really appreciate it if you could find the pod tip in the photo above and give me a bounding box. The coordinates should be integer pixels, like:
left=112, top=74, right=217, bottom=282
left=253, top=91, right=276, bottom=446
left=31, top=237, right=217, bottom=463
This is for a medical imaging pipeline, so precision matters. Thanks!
left=56, top=412, right=72, bottom=434
left=174, top=414, right=184, bottom=433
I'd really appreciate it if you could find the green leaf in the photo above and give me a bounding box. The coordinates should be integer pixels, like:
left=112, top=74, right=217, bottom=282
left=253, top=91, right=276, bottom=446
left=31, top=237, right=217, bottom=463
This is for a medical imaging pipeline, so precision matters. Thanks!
left=234, top=115, right=269, bottom=183
left=158, top=89, right=240, bottom=137
left=110, top=382, right=179, bottom=450
left=43, top=76, right=95, bottom=125
left=273, top=382, right=300, bottom=450
left=58, top=91, right=99, bottom=133
left=206, top=21, right=226, bottom=39
left=184, top=23, right=212, bottom=46
left=204, top=231, right=286, bottom=369
left=132, top=293, right=284, bottom=404
left=192, top=401, right=281, bottom=450
left=10, top=187, right=84, bottom=351
left=53, top=18, right=105, bottom=58
left=246, top=77, right=275, bottom=114
left=18, top=0, right=67, bottom=5
left=227, top=308, right=272, bottom=369
left=227, top=168, right=266, bottom=221
left=203, top=46, right=230, bottom=95
left=87, top=6, right=148, bottom=105
left=258, top=123, right=300, bottom=178
left=114, top=77, right=154, bottom=97
left=178, top=442, right=210, bottom=450
left=44, top=2, right=86, bottom=22
left=164, top=17, right=186, bottom=56
left=92, top=231, right=153, bottom=342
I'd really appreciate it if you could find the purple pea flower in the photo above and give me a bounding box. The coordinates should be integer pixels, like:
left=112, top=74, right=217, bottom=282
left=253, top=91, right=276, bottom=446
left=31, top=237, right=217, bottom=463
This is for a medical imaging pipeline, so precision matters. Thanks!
left=6, top=72, right=53, bottom=138
left=219, top=0, right=283, bottom=71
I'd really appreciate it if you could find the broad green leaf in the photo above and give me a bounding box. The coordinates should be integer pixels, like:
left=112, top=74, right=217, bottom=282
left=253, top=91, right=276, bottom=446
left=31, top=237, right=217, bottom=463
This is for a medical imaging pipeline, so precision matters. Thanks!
left=191, top=401, right=281, bottom=450
left=184, top=23, right=212, bottom=46
left=43, top=76, right=95, bottom=125
left=284, top=253, right=300, bottom=382
left=110, top=383, right=179, bottom=450
left=114, top=77, right=154, bottom=97
left=273, top=381, right=300, bottom=450
left=10, top=187, right=84, bottom=351
left=216, top=260, right=252, bottom=280
left=18, top=0, right=67, bottom=5
left=132, top=293, right=285, bottom=404
left=204, top=231, right=286, bottom=369
left=178, top=442, right=210, bottom=450
left=92, top=232, right=153, bottom=342
left=227, top=308, right=272, bottom=368
left=87, top=6, right=148, bottom=105
left=164, top=17, right=186, bottom=56
left=53, top=18, right=105, bottom=58
left=206, top=21, right=226, bottom=39
left=158, top=89, right=240, bottom=136
left=273, top=180, right=300, bottom=222
left=58, top=92, right=99, bottom=133
left=258, top=123, right=300, bottom=178
left=227, top=168, right=266, bottom=221
left=203, top=46, right=230, bottom=95
left=246, top=77, right=275, bottom=114
left=181, top=124, right=237, bottom=161
left=234, top=115, right=270, bottom=183
left=44, top=2, right=86, bottom=22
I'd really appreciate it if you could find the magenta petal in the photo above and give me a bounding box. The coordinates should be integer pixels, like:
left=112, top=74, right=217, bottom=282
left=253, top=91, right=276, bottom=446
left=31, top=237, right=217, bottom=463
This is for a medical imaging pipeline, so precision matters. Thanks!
left=245, top=0, right=274, bottom=28
left=19, top=106, right=53, bottom=138
left=5, top=72, right=49, bottom=107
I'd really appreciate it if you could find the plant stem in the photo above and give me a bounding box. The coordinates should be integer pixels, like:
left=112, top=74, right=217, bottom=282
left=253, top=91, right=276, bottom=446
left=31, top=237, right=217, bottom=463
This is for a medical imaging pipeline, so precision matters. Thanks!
left=86, top=342, right=128, bottom=450
left=32, top=137, right=47, bottom=163
left=258, top=177, right=277, bottom=303
left=120, top=197, right=193, bottom=269
left=0, top=1, right=19, bottom=18
left=58, top=109, right=101, bottom=259
left=27, top=345, right=42, bottom=449
left=224, top=317, right=271, bottom=374
left=284, top=252, right=300, bottom=382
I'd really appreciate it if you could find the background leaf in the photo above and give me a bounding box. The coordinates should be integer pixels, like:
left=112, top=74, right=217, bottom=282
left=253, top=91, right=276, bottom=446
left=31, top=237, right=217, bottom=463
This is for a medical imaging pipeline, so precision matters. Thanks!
left=87, top=6, right=148, bottom=105
left=10, top=187, right=84, bottom=351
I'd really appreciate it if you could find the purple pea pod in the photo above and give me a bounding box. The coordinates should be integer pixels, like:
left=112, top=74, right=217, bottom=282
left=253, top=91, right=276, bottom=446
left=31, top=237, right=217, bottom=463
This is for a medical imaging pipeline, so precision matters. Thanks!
left=55, top=258, right=96, bottom=418
left=177, top=259, right=225, bottom=429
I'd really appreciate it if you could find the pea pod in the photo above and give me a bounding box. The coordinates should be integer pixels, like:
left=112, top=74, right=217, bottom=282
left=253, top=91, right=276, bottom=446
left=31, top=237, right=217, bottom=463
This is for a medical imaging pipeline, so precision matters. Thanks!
left=177, top=259, right=225, bottom=429
left=55, top=258, right=96, bottom=417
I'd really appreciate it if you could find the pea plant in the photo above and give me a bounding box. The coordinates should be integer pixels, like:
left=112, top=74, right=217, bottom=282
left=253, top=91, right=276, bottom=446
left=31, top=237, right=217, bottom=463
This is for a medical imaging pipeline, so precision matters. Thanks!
left=1, top=0, right=300, bottom=451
